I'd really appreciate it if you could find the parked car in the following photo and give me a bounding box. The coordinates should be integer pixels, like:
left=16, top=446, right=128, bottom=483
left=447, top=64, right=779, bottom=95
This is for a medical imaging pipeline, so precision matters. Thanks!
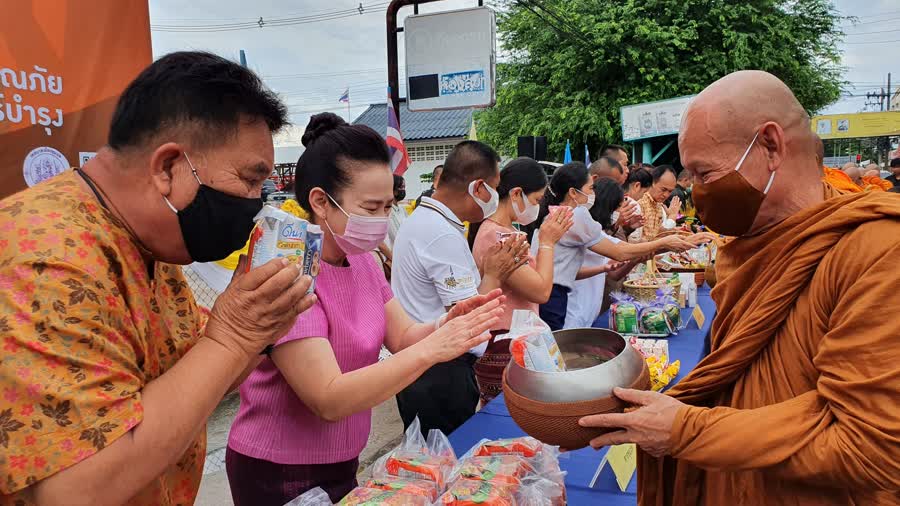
left=262, top=180, right=277, bottom=202
left=267, top=191, right=293, bottom=205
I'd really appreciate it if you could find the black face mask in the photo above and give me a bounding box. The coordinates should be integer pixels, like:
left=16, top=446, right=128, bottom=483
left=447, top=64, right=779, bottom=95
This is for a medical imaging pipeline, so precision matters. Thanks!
left=395, top=189, right=406, bottom=202
left=166, top=155, right=263, bottom=263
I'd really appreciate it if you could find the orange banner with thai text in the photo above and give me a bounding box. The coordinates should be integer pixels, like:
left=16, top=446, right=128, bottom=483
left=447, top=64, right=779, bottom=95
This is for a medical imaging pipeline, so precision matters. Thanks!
left=0, top=0, right=151, bottom=199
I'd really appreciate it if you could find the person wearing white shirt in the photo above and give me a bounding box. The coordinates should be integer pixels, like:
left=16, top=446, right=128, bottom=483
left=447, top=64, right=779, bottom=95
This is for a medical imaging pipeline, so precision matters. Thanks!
left=391, top=141, right=528, bottom=436
left=529, top=162, right=709, bottom=331
left=566, top=179, right=644, bottom=329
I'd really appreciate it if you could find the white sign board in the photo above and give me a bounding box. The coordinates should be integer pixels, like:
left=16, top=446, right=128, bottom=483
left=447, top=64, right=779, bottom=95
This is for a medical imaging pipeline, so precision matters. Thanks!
left=620, top=95, right=695, bottom=142
left=405, top=7, right=496, bottom=111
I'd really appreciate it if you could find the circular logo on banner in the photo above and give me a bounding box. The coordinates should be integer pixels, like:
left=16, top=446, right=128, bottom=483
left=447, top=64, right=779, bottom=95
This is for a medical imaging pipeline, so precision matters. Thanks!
left=23, top=147, right=70, bottom=187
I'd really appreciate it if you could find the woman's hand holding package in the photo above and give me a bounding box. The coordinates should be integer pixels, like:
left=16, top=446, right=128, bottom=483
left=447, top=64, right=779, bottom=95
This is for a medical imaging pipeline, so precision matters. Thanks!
left=206, top=255, right=318, bottom=357
left=421, top=297, right=504, bottom=363
left=539, top=207, right=574, bottom=245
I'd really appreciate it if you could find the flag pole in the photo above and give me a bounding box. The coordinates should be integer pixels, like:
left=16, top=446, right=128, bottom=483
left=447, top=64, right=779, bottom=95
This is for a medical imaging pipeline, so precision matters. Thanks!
left=347, top=87, right=351, bottom=122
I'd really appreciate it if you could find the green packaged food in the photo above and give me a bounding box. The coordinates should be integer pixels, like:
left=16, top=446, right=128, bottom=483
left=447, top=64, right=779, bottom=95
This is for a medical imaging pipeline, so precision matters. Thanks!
left=612, top=302, right=638, bottom=334
left=664, top=303, right=681, bottom=327
left=640, top=309, right=672, bottom=335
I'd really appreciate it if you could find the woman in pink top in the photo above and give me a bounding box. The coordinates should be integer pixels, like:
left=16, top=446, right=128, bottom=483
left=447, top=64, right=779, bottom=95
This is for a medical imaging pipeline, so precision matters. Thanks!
left=226, top=113, right=503, bottom=505
left=470, top=157, right=574, bottom=403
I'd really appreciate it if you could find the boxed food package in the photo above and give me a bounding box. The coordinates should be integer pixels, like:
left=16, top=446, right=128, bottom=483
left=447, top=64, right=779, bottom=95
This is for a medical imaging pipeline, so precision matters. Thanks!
left=499, top=310, right=566, bottom=372
left=248, top=205, right=319, bottom=294
left=373, top=417, right=457, bottom=490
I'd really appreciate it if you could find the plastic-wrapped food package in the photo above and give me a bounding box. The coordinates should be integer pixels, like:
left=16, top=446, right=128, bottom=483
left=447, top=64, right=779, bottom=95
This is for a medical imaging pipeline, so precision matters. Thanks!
left=248, top=205, right=318, bottom=294
left=372, top=417, right=457, bottom=490
left=336, top=487, right=429, bottom=505
left=363, top=478, right=439, bottom=502
left=609, top=292, right=641, bottom=334
left=499, top=310, right=566, bottom=372
left=454, top=455, right=536, bottom=485
left=473, top=437, right=543, bottom=459
left=438, top=479, right=517, bottom=506
left=283, top=487, right=332, bottom=506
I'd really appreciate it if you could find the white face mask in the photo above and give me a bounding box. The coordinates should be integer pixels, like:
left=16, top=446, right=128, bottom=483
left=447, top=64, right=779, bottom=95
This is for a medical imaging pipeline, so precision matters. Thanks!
left=469, top=180, right=499, bottom=220
left=576, top=189, right=595, bottom=209
left=511, top=189, right=540, bottom=226
left=610, top=210, right=620, bottom=224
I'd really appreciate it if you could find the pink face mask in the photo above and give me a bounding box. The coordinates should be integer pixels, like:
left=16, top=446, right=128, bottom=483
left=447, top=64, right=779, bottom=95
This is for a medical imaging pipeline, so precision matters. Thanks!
left=324, top=194, right=389, bottom=256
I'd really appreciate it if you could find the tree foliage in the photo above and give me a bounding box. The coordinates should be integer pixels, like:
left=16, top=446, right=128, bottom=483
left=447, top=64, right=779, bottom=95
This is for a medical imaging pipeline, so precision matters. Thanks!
left=477, top=0, right=845, bottom=159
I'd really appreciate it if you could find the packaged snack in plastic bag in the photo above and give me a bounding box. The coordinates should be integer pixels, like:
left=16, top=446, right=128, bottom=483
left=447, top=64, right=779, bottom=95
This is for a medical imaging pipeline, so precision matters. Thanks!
left=500, top=310, right=566, bottom=372
left=337, top=487, right=429, bottom=505
left=638, top=289, right=680, bottom=335
left=363, top=477, right=439, bottom=501
left=283, top=487, right=332, bottom=506
left=473, top=437, right=543, bottom=458
left=516, top=476, right=567, bottom=506
left=454, top=455, right=536, bottom=485
left=373, top=417, right=457, bottom=490
left=438, top=479, right=517, bottom=506
left=609, top=293, right=640, bottom=334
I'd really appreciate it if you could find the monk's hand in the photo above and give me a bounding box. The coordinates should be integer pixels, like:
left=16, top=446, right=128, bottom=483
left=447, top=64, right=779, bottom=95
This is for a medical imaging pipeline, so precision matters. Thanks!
left=578, top=387, right=684, bottom=457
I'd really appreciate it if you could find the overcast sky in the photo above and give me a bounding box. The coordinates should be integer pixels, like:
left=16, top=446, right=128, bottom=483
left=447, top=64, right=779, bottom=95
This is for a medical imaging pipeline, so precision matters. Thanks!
left=149, top=0, right=900, bottom=146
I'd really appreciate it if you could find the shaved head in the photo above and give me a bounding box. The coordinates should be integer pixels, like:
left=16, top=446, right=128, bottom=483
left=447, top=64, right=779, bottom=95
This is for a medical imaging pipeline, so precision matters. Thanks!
left=679, top=70, right=823, bottom=235
left=842, top=164, right=861, bottom=184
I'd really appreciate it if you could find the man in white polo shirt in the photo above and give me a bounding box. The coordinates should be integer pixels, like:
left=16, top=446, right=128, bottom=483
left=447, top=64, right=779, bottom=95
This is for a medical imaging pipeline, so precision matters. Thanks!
left=392, top=140, right=527, bottom=436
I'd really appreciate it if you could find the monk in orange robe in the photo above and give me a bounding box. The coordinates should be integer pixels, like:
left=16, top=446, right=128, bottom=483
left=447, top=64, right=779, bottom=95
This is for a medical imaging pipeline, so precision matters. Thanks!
left=579, top=70, right=900, bottom=505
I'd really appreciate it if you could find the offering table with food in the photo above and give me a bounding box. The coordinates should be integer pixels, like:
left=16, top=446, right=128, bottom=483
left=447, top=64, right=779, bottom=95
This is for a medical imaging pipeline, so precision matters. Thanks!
left=447, top=286, right=716, bottom=505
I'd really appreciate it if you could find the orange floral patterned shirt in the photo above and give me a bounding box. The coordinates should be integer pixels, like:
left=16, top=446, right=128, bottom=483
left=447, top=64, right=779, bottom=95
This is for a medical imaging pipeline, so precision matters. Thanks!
left=0, top=171, right=206, bottom=505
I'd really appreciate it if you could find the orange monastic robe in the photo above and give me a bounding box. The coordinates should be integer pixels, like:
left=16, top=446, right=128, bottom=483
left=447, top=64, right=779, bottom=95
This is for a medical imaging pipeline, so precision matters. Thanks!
left=822, top=167, right=862, bottom=193
left=638, top=184, right=900, bottom=505
left=863, top=175, right=894, bottom=192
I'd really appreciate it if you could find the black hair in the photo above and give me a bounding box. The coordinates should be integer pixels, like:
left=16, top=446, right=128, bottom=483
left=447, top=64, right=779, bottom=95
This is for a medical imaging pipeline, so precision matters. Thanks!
left=625, top=167, right=653, bottom=189
left=497, top=157, right=548, bottom=199
left=527, top=161, right=589, bottom=236
left=108, top=51, right=288, bottom=150
left=889, top=186, right=900, bottom=193
left=891, top=158, right=900, bottom=168
left=676, top=169, right=692, bottom=182
left=440, top=141, right=501, bottom=189
left=433, top=165, right=444, bottom=177
left=598, top=144, right=628, bottom=159
left=651, top=164, right=677, bottom=183
left=589, top=178, right=625, bottom=230
left=589, top=156, right=623, bottom=177
left=293, top=112, right=390, bottom=221
left=393, top=174, right=405, bottom=191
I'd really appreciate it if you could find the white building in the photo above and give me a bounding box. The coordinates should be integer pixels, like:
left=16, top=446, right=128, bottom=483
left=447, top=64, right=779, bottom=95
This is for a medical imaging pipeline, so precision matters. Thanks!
left=353, top=99, right=474, bottom=199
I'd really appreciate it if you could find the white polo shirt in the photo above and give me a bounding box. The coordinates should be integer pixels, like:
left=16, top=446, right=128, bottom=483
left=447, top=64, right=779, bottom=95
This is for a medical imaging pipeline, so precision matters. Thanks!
left=391, top=197, right=487, bottom=356
left=565, top=251, right=610, bottom=329
left=531, top=206, right=617, bottom=290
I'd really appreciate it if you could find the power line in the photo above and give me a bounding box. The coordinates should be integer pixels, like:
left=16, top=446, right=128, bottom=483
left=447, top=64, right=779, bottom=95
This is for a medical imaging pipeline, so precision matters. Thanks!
left=150, top=2, right=389, bottom=32
left=844, top=39, right=900, bottom=45
left=841, top=15, right=900, bottom=27
left=151, top=2, right=377, bottom=23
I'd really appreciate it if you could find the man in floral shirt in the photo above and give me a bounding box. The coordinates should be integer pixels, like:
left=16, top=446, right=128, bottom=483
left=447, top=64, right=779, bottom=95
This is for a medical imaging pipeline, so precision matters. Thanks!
left=0, top=52, right=317, bottom=505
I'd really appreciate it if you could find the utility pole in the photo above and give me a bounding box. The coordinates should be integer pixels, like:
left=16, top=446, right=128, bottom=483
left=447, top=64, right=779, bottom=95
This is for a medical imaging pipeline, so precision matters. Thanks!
left=888, top=72, right=892, bottom=111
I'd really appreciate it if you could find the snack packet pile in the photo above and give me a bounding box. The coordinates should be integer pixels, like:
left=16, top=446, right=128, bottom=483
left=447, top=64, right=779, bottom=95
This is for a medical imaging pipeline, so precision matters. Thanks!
left=248, top=205, right=322, bottom=294
left=363, top=478, right=440, bottom=502
left=629, top=337, right=681, bottom=391
left=438, top=437, right=566, bottom=506
left=372, top=417, right=458, bottom=490
left=337, top=487, right=430, bottom=505
left=499, top=311, right=566, bottom=372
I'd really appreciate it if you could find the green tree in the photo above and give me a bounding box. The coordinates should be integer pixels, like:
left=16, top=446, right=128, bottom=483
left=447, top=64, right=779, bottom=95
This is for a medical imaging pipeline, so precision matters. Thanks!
left=477, top=0, right=845, bottom=159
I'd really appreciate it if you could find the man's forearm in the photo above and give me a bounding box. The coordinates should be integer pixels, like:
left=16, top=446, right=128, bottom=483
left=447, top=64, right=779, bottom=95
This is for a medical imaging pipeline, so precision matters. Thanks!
left=34, top=337, right=250, bottom=506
